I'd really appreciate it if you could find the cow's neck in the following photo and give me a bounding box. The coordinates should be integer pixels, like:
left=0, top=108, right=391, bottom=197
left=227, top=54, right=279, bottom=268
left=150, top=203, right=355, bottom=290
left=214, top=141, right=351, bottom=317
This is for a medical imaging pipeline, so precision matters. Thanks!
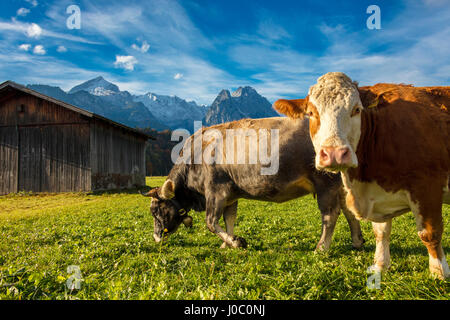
left=347, top=108, right=400, bottom=189
left=348, top=108, right=377, bottom=184
left=174, top=185, right=206, bottom=212
left=340, top=170, right=365, bottom=220
left=343, top=108, right=404, bottom=221
left=341, top=107, right=420, bottom=221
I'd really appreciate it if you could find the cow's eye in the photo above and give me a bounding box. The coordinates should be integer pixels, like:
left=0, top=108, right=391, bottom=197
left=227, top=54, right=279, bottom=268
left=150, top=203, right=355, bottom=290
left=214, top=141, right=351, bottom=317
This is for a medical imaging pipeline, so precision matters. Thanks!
left=351, top=106, right=361, bottom=117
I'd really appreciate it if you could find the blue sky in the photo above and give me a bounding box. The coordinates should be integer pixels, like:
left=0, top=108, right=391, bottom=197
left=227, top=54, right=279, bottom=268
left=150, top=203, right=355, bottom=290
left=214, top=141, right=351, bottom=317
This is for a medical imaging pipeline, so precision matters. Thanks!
left=0, top=0, right=449, bottom=104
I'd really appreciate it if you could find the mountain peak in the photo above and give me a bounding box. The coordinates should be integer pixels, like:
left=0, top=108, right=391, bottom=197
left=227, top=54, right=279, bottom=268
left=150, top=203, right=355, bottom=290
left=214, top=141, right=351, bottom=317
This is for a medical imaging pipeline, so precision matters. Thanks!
left=69, top=76, right=120, bottom=96
left=204, top=86, right=278, bottom=126
left=134, top=91, right=205, bottom=129
left=219, top=89, right=231, bottom=97
left=231, top=86, right=257, bottom=97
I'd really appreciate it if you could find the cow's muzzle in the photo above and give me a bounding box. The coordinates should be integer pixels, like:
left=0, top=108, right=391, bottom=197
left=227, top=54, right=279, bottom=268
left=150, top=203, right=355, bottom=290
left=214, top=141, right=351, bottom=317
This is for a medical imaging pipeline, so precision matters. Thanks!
left=153, top=233, right=162, bottom=243
left=153, top=229, right=169, bottom=243
left=318, top=146, right=354, bottom=170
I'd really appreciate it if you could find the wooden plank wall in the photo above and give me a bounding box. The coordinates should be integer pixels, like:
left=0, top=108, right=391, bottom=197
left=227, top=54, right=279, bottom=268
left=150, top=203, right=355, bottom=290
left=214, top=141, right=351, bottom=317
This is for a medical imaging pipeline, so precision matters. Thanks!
left=0, top=127, right=18, bottom=195
left=90, top=119, right=146, bottom=190
left=16, top=124, right=91, bottom=193
left=0, top=92, right=84, bottom=125
left=0, top=92, right=91, bottom=194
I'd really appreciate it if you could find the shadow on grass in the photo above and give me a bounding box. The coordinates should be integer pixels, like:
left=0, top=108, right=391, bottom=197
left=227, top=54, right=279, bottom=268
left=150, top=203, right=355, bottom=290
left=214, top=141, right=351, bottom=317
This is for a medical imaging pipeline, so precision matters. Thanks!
left=88, top=186, right=153, bottom=196
left=160, top=233, right=450, bottom=260
left=358, top=243, right=450, bottom=256
left=0, top=186, right=154, bottom=198
left=163, top=235, right=321, bottom=253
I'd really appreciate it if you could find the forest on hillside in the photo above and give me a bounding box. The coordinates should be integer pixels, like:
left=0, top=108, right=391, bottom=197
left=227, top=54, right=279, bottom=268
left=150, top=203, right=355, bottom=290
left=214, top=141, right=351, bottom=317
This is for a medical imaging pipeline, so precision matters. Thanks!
left=139, top=128, right=178, bottom=176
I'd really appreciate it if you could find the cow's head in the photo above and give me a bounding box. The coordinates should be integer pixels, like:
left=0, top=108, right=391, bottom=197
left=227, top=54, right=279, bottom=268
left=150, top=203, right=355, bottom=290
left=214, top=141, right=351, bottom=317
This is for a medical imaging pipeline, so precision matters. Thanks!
left=274, top=72, right=363, bottom=172
left=141, top=179, right=193, bottom=243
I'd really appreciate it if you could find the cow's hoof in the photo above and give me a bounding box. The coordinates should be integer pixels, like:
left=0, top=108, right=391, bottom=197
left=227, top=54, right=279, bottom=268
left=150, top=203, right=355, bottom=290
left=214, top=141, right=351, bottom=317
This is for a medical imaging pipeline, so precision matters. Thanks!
left=315, top=242, right=330, bottom=252
left=233, top=236, right=247, bottom=248
left=352, top=238, right=365, bottom=249
left=220, top=242, right=230, bottom=249
left=429, top=262, right=450, bottom=280
left=368, top=264, right=389, bottom=273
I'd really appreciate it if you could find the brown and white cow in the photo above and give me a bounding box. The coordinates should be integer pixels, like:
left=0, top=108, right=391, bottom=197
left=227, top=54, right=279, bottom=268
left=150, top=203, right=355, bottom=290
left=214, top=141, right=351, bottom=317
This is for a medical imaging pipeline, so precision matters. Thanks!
left=274, top=72, right=450, bottom=279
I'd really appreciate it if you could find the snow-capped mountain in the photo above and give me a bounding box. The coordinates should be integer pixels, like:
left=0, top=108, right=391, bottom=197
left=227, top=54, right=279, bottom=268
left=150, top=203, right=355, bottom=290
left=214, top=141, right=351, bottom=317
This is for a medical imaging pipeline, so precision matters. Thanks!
left=134, top=92, right=207, bottom=130
left=203, top=86, right=278, bottom=126
left=28, top=78, right=167, bottom=130
left=68, top=76, right=120, bottom=96
left=25, top=77, right=279, bottom=132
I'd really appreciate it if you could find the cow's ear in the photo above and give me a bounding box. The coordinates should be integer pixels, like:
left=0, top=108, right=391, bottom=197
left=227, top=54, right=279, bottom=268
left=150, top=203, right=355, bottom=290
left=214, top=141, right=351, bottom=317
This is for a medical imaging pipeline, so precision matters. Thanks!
left=140, top=187, right=159, bottom=199
left=358, top=87, right=385, bottom=109
left=182, top=216, right=193, bottom=228
left=160, top=179, right=175, bottom=199
left=273, top=98, right=308, bottom=119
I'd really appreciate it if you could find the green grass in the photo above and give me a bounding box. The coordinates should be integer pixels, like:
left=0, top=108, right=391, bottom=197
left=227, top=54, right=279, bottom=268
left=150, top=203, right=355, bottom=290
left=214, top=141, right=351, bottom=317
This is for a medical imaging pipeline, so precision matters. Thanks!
left=0, top=176, right=449, bottom=300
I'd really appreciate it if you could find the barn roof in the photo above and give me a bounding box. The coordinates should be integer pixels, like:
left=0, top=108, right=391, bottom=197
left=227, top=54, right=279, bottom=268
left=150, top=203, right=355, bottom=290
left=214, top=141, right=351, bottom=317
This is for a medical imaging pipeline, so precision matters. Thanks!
left=0, top=80, right=155, bottom=140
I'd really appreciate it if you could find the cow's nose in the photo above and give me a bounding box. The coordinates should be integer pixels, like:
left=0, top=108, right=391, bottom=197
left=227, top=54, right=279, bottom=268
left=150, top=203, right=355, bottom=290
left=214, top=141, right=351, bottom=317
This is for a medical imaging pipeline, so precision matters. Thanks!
left=153, top=233, right=162, bottom=243
left=319, top=146, right=351, bottom=167
left=319, top=148, right=333, bottom=167
left=335, top=147, right=351, bottom=164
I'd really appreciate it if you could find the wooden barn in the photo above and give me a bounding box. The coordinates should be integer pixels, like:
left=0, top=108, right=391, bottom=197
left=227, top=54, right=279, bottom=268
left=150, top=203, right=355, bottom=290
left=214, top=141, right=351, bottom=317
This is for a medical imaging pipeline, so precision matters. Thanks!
left=0, top=81, right=153, bottom=195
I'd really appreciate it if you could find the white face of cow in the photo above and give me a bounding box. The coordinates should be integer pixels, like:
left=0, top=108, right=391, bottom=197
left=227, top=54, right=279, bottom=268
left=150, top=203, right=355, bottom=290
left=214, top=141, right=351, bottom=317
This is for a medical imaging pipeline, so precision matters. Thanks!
left=308, top=73, right=363, bottom=172
left=274, top=72, right=364, bottom=172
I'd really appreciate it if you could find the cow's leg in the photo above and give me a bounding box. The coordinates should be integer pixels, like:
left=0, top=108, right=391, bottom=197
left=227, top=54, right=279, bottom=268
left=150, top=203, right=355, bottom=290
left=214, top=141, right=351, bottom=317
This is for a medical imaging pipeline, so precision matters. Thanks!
left=339, top=188, right=364, bottom=248
left=315, top=191, right=340, bottom=251
left=205, top=197, right=246, bottom=248
left=339, top=189, right=365, bottom=248
left=342, top=207, right=365, bottom=248
left=220, top=201, right=238, bottom=249
left=371, top=220, right=392, bottom=271
left=412, top=202, right=449, bottom=279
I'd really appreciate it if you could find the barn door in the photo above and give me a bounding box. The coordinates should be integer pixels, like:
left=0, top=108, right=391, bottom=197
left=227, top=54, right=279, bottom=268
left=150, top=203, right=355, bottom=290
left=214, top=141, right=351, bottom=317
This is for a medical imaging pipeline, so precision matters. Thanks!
left=0, top=127, right=19, bottom=195
left=18, top=127, right=43, bottom=192
left=15, top=124, right=90, bottom=193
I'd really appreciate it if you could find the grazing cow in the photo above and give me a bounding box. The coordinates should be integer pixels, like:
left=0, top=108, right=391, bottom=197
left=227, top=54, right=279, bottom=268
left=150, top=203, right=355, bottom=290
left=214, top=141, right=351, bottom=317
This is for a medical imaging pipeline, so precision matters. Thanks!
left=274, top=72, right=450, bottom=279
left=143, top=117, right=364, bottom=250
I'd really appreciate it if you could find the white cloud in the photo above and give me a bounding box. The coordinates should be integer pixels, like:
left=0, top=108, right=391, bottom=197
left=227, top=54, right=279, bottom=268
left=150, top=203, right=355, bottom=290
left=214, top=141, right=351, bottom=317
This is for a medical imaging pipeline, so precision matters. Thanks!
left=114, top=55, right=138, bottom=71
left=135, top=54, right=239, bottom=103
left=17, top=8, right=30, bottom=17
left=224, top=3, right=450, bottom=101
left=18, top=44, right=31, bottom=51
left=5, top=0, right=447, bottom=106
left=0, top=47, right=103, bottom=91
left=26, top=23, right=42, bottom=38
left=25, top=0, right=38, bottom=7
left=57, top=45, right=67, bottom=53
left=33, top=45, right=46, bottom=55
left=79, top=1, right=211, bottom=49
left=37, top=1, right=223, bottom=103
left=257, top=19, right=291, bottom=41
left=131, top=40, right=150, bottom=53
left=0, top=20, right=102, bottom=45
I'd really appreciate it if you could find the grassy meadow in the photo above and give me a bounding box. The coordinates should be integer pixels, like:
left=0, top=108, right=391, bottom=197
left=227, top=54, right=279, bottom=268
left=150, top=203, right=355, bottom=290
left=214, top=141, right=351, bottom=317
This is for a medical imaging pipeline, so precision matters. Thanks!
left=0, top=176, right=449, bottom=300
